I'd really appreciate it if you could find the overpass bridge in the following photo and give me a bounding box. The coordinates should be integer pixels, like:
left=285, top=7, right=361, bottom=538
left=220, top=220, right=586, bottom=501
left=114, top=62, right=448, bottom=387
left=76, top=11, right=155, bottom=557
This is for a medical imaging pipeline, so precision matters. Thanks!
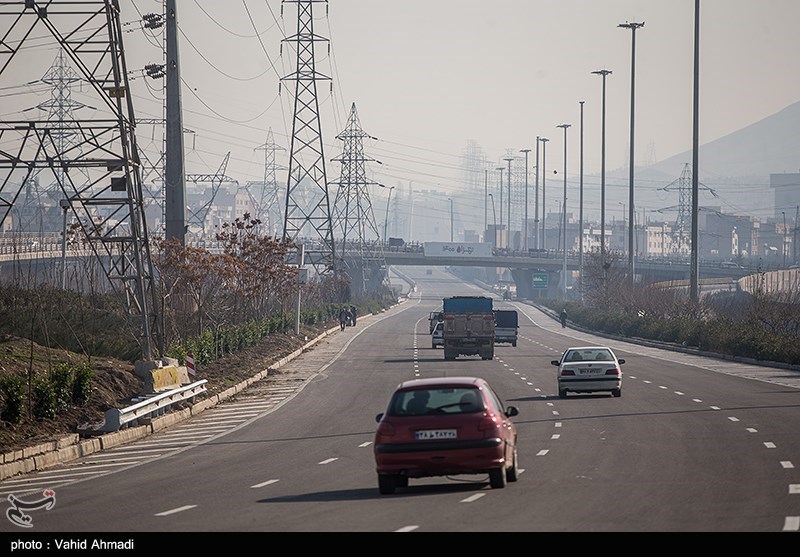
left=0, top=234, right=768, bottom=300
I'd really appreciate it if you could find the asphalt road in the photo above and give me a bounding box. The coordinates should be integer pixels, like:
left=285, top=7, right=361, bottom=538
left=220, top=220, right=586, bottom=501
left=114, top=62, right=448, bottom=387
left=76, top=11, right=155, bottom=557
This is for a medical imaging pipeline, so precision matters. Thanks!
left=1, top=266, right=799, bottom=535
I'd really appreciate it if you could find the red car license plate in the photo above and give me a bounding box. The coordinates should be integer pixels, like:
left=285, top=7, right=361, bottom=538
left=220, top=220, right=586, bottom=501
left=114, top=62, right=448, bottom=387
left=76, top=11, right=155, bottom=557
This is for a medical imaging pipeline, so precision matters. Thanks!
left=416, top=429, right=457, bottom=440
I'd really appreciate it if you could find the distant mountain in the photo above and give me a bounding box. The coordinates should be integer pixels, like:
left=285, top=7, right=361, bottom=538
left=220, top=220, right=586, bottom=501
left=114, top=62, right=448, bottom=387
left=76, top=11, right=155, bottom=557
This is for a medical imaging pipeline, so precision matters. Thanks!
left=600, top=100, right=800, bottom=219
left=651, top=100, right=800, bottom=179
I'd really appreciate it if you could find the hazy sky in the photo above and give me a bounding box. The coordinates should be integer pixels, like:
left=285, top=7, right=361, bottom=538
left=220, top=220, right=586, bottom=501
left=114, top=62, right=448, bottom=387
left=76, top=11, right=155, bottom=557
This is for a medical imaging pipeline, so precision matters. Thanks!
left=123, top=0, right=799, bottom=178
left=4, top=1, right=799, bottom=224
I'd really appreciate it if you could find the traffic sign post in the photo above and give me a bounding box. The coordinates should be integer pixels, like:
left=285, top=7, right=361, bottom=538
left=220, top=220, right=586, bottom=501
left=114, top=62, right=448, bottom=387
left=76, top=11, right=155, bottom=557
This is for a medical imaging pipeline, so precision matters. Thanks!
left=532, top=273, right=549, bottom=289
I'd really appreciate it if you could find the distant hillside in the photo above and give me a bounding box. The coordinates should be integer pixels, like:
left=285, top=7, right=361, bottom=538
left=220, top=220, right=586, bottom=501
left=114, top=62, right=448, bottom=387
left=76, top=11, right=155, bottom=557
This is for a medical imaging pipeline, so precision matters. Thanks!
left=600, top=100, right=800, bottom=220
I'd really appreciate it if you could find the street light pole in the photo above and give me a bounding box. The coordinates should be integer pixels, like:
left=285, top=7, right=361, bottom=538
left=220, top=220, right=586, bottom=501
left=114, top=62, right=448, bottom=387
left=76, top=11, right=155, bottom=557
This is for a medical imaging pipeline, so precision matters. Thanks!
left=783, top=211, right=787, bottom=267
left=579, top=100, right=585, bottom=290
left=535, top=137, right=541, bottom=250
left=449, top=198, right=454, bottom=242
left=592, top=69, right=612, bottom=259
left=520, top=149, right=531, bottom=252
left=690, top=0, right=700, bottom=302
left=539, top=137, right=549, bottom=250
left=488, top=193, right=497, bottom=247
left=557, top=123, right=571, bottom=299
left=484, top=169, right=488, bottom=242
left=504, top=156, right=514, bottom=249
left=620, top=20, right=644, bottom=285
left=383, top=185, right=395, bottom=242
left=497, top=166, right=505, bottom=248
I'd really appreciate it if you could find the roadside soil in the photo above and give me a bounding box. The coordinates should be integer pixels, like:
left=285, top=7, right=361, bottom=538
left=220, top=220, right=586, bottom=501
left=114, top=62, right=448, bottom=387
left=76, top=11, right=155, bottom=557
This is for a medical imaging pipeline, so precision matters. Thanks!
left=0, top=321, right=337, bottom=455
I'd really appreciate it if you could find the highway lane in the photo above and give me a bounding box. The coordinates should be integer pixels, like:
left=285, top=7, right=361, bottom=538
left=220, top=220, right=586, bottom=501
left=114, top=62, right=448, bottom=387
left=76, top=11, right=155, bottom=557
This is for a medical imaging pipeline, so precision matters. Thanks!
left=1, top=266, right=798, bottom=533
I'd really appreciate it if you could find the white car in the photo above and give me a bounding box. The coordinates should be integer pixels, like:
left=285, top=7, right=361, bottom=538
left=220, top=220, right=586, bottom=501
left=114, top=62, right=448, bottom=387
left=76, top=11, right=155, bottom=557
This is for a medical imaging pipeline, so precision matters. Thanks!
left=431, top=321, right=444, bottom=348
left=552, top=346, right=625, bottom=398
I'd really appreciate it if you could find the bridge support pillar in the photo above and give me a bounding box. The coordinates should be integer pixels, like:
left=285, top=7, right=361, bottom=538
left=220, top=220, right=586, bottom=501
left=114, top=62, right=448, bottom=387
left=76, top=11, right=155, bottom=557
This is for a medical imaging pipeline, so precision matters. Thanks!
left=511, top=268, right=561, bottom=300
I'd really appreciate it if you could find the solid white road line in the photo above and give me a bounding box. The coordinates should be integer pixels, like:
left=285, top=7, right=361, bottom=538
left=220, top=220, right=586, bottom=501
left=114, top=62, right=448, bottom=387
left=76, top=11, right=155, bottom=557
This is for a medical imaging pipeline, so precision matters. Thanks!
left=155, top=505, right=197, bottom=516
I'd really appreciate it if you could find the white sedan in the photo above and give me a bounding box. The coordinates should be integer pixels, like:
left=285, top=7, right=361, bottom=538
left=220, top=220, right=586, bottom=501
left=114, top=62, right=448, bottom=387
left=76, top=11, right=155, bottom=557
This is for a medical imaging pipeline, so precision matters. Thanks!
left=552, top=346, right=625, bottom=398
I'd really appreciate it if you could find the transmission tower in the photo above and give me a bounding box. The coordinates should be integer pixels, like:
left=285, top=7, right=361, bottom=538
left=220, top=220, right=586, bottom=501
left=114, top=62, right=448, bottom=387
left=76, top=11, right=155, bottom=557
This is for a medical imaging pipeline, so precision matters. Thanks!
left=280, top=0, right=336, bottom=276
left=252, top=128, right=286, bottom=236
left=331, top=103, right=388, bottom=294
left=16, top=49, right=92, bottom=233
left=658, top=162, right=716, bottom=254
left=0, top=1, right=160, bottom=360
left=186, top=152, right=238, bottom=237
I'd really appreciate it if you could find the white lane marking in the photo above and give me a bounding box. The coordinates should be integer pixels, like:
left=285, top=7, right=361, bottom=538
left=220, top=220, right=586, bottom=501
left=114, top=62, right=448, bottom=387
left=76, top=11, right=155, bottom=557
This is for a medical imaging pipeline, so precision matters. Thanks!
left=79, top=455, right=160, bottom=463
left=659, top=385, right=668, bottom=390
left=746, top=428, right=758, bottom=433
left=86, top=449, right=164, bottom=458
left=783, top=517, right=799, bottom=531
left=552, top=410, right=559, bottom=416
left=551, top=434, right=560, bottom=440
left=251, top=479, right=279, bottom=489
left=359, top=442, right=372, bottom=448
left=780, top=461, right=794, bottom=469
left=629, top=376, right=637, bottom=379
left=319, top=458, right=338, bottom=465
left=692, top=399, right=703, bottom=403
left=643, top=380, right=652, bottom=384
left=396, top=525, right=419, bottom=532
left=789, top=484, right=800, bottom=494
left=555, top=422, right=562, bottom=427
left=155, top=505, right=197, bottom=516
left=537, top=450, right=549, bottom=456
left=461, top=493, right=485, bottom=503
left=674, top=391, right=684, bottom=396
left=710, top=406, right=721, bottom=410
left=546, top=402, right=554, bottom=407
left=764, top=442, right=777, bottom=449
left=728, top=417, right=740, bottom=422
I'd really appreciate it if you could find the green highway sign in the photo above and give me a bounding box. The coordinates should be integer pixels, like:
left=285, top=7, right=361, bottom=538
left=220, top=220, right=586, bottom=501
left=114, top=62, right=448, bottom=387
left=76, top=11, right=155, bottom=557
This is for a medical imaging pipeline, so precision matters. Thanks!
left=532, top=273, right=548, bottom=289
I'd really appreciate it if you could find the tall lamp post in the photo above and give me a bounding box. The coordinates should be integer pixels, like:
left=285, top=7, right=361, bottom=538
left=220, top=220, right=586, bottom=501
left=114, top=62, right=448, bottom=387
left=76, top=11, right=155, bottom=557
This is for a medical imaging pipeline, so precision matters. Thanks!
left=619, top=20, right=645, bottom=285
left=484, top=169, right=488, bottom=241
left=690, top=0, right=700, bottom=302
left=539, top=137, right=549, bottom=250
left=496, top=166, right=505, bottom=248
left=579, top=100, right=585, bottom=292
left=488, top=193, right=497, bottom=247
left=557, top=123, right=571, bottom=298
left=535, top=136, right=541, bottom=250
left=592, top=69, right=612, bottom=258
left=520, top=148, right=532, bottom=252
left=383, top=185, right=395, bottom=242
left=448, top=198, right=454, bottom=242
left=782, top=211, right=787, bottom=267
left=504, top=156, right=514, bottom=249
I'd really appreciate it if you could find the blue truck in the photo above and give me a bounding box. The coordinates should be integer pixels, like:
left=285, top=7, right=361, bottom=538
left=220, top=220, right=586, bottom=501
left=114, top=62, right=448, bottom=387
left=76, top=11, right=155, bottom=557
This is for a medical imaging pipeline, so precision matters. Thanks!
left=441, top=296, right=495, bottom=360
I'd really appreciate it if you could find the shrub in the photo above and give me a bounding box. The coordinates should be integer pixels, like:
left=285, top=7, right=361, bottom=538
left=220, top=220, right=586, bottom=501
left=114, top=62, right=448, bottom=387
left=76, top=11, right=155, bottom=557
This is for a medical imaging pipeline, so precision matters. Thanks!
left=32, top=376, right=57, bottom=419
left=51, top=363, right=73, bottom=411
left=0, top=375, right=25, bottom=424
left=72, top=362, right=93, bottom=405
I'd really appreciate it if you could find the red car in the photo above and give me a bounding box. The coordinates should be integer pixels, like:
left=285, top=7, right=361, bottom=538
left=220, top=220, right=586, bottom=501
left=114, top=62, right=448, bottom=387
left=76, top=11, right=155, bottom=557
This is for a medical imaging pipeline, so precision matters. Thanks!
left=373, top=376, right=520, bottom=495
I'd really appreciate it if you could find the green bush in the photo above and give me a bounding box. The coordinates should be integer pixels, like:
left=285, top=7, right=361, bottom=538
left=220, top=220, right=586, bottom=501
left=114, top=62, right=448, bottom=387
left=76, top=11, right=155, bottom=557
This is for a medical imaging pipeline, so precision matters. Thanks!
left=51, top=363, right=73, bottom=411
left=32, top=376, right=57, bottom=420
left=0, top=375, right=25, bottom=424
left=72, top=362, right=93, bottom=405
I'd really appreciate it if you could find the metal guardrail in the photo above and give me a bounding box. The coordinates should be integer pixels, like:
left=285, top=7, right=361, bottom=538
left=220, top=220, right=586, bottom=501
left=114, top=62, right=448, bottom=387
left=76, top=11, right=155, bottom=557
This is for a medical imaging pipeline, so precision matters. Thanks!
left=99, top=379, right=208, bottom=433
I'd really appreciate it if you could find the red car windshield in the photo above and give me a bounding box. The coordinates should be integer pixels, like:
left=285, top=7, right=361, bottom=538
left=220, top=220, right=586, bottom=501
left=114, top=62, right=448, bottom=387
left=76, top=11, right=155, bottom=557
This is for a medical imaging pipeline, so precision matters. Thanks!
left=389, top=387, right=484, bottom=416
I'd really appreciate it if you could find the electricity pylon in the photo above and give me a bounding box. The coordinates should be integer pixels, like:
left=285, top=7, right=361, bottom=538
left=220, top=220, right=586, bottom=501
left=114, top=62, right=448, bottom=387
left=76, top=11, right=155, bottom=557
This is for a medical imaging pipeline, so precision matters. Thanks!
left=252, top=128, right=286, bottom=236
left=331, top=103, right=388, bottom=294
left=0, top=1, right=161, bottom=360
left=280, top=0, right=336, bottom=277
left=658, top=163, right=716, bottom=254
left=186, top=152, right=238, bottom=237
